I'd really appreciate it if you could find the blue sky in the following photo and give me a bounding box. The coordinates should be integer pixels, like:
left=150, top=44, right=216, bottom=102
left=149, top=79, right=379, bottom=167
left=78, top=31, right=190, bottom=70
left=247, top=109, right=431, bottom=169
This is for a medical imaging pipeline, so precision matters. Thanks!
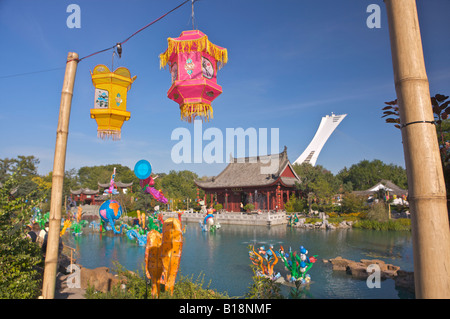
left=1, top=0, right=449, bottom=178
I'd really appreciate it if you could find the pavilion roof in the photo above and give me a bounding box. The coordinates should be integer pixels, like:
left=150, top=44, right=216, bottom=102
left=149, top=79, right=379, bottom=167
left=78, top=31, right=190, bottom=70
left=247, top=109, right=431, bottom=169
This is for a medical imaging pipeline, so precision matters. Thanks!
left=70, top=188, right=99, bottom=195
left=97, top=181, right=133, bottom=188
left=352, top=180, right=407, bottom=196
left=195, top=147, right=301, bottom=189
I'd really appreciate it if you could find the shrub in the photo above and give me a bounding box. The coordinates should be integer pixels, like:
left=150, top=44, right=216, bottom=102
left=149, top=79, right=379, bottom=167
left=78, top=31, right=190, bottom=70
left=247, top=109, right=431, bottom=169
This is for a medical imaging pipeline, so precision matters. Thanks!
left=85, top=262, right=229, bottom=299
left=244, top=203, right=255, bottom=211
left=0, top=171, right=44, bottom=299
left=245, top=266, right=284, bottom=299
left=353, top=218, right=411, bottom=231
left=366, top=202, right=390, bottom=222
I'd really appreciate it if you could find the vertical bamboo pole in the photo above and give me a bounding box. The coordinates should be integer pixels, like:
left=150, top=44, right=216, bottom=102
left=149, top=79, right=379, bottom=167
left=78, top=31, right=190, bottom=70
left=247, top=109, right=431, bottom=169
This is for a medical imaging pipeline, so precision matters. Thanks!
left=384, top=0, right=450, bottom=298
left=42, top=52, right=78, bottom=299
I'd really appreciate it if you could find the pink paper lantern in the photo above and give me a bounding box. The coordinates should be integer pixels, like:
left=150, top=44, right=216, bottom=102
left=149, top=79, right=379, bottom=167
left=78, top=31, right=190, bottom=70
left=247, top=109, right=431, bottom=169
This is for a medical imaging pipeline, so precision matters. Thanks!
left=159, top=30, right=228, bottom=122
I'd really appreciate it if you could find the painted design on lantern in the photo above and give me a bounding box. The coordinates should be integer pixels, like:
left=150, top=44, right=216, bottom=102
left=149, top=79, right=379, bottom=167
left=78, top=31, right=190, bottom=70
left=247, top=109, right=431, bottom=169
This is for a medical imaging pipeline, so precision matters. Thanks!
left=202, top=56, right=214, bottom=79
left=95, top=89, right=109, bottom=108
left=115, top=93, right=123, bottom=107
left=170, top=63, right=178, bottom=83
left=184, top=58, right=195, bottom=76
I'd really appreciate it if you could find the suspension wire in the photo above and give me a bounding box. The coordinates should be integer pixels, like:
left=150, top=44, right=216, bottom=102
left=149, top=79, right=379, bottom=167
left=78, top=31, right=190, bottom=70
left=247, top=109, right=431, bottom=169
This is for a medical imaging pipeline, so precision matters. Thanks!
left=192, top=0, right=195, bottom=29
left=1, top=0, right=193, bottom=78
left=77, top=0, right=192, bottom=62
left=0, top=67, right=66, bottom=79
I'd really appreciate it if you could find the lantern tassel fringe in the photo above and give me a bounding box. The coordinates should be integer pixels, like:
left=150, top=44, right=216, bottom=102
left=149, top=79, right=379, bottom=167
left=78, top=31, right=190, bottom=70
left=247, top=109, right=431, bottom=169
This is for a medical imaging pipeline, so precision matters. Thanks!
left=97, top=130, right=122, bottom=141
left=180, top=103, right=213, bottom=123
left=160, top=35, right=228, bottom=70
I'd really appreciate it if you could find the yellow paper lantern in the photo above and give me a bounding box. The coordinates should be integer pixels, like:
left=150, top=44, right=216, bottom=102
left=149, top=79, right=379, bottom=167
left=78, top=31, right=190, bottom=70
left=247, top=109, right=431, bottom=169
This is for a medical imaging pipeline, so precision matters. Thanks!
left=90, top=64, right=137, bottom=140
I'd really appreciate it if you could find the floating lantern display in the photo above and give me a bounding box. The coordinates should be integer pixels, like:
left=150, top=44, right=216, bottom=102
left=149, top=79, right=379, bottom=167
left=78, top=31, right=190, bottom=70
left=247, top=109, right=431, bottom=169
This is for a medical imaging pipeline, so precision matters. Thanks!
left=90, top=64, right=137, bottom=140
left=159, top=30, right=228, bottom=122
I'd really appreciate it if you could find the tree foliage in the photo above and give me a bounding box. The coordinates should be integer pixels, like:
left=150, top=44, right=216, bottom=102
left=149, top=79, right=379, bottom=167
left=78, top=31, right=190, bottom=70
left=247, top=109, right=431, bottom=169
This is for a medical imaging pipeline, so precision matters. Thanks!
left=382, top=93, right=450, bottom=191
left=77, top=164, right=138, bottom=190
left=336, top=159, right=407, bottom=191
left=0, top=170, right=43, bottom=299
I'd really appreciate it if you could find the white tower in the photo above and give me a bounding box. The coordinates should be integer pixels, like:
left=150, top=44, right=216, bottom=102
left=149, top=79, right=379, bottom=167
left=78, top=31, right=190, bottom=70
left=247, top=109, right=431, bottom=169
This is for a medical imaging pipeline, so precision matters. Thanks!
left=294, top=113, right=347, bottom=166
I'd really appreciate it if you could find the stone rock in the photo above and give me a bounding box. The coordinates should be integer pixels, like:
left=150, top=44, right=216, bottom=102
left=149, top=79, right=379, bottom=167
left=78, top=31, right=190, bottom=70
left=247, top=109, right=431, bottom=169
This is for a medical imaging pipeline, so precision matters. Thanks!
left=394, top=270, right=415, bottom=293
left=80, top=266, right=126, bottom=293
left=328, top=256, right=350, bottom=271
left=338, top=221, right=351, bottom=228
left=326, top=223, right=336, bottom=230
left=346, top=261, right=369, bottom=279
left=327, top=257, right=401, bottom=279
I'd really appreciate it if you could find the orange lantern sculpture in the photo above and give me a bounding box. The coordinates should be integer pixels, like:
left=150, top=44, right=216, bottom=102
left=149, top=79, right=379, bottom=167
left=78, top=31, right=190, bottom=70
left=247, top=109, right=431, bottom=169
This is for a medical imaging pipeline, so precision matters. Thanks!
left=90, top=65, right=137, bottom=140
left=159, top=30, right=228, bottom=122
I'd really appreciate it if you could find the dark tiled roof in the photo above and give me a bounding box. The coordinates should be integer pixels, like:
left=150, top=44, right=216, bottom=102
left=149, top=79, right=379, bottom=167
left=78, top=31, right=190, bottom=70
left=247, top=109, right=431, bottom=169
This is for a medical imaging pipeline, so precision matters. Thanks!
left=195, top=147, right=300, bottom=189
left=352, top=179, right=407, bottom=196
left=70, top=188, right=99, bottom=195
left=98, top=181, right=133, bottom=188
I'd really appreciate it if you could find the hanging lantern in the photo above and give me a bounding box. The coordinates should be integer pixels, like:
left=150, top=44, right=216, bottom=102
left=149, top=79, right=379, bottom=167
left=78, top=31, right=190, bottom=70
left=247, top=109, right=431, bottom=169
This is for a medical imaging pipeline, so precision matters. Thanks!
left=90, top=64, right=137, bottom=140
left=159, top=30, right=228, bottom=122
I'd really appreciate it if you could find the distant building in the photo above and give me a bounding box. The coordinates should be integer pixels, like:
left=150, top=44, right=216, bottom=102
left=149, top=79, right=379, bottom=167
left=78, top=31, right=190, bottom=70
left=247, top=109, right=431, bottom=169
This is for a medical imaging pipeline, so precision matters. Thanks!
left=70, top=181, right=133, bottom=205
left=70, top=188, right=100, bottom=205
left=97, top=181, right=133, bottom=195
left=352, top=180, right=408, bottom=205
left=195, top=147, right=301, bottom=212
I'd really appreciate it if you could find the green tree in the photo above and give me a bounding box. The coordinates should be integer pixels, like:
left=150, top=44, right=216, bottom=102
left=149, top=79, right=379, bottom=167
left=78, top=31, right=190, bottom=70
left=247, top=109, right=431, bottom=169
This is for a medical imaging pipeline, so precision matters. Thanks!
left=78, top=164, right=138, bottom=190
left=382, top=93, right=450, bottom=191
left=292, top=163, right=339, bottom=212
left=340, top=193, right=368, bottom=214
left=336, top=159, right=407, bottom=191
left=0, top=170, right=43, bottom=299
left=0, top=156, right=41, bottom=199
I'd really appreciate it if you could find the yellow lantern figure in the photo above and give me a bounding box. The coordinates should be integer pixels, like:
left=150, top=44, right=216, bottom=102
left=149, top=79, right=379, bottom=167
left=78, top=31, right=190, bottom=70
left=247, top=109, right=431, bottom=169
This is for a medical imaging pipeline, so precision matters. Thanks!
left=90, top=65, right=137, bottom=140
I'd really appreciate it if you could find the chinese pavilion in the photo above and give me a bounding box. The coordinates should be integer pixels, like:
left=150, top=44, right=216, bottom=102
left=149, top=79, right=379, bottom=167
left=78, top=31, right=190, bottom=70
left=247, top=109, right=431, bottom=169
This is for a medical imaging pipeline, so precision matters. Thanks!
left=69, top=188, right=100, bottom=205
left=97, top=181, right=134, bottom=194
left=195, top=147, right=301, bottom=212
left=70, top=181, right=134, bottom=205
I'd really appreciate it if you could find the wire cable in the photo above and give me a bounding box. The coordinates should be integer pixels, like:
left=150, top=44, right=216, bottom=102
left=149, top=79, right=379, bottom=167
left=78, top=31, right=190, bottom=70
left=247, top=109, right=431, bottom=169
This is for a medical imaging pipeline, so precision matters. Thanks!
left=2, top=1, right=193, bottom=77
left=0, top=66, right=66, bottom=79
left=77, top=0, right=192, bottom=62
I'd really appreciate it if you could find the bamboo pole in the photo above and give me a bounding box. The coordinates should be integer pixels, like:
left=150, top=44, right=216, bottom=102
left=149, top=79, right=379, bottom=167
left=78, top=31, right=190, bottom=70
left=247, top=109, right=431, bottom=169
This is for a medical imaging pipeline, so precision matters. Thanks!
left=42, top=52, right=79, bottom=299
left=384, top=0, right=450, bottom=298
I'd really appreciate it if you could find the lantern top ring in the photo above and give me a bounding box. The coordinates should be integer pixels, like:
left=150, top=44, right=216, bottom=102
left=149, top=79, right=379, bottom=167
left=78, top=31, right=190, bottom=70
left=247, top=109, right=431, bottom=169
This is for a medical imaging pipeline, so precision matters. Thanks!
left=159, top=30, right=228, bottom=70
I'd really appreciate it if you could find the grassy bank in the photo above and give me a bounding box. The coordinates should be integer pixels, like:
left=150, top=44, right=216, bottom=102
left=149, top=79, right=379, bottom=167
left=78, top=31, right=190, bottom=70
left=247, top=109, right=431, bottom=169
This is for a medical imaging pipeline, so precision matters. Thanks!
left=353, top=218, right=411, bottom=231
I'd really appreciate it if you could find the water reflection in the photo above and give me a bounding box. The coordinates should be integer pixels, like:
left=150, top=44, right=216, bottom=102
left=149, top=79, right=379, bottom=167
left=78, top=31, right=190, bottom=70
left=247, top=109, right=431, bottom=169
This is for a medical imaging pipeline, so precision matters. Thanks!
left=68, top=223, right=414, bottom=299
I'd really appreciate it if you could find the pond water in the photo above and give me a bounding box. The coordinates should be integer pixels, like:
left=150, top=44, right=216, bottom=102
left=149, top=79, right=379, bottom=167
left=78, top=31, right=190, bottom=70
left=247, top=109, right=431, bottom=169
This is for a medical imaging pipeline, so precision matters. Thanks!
left=65, top=223, right=415, bottom=299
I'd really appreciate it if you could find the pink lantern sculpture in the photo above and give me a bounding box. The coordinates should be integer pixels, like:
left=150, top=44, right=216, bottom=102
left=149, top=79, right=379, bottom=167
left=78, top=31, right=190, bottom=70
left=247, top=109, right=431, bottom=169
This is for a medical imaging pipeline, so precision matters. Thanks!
left=159, top=30, right=228, bottom=122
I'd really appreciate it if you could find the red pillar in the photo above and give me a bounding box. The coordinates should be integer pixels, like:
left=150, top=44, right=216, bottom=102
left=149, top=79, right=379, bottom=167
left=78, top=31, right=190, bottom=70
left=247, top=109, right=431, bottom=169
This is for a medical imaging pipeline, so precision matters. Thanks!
left=266, top=191, right=270, bottom=211
left=225, top=192, right=228, bottom=211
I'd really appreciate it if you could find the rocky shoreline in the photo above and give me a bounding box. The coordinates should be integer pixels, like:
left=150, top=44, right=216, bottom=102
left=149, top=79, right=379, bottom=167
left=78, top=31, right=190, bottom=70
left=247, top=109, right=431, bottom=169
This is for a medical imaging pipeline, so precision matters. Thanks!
left=291, top=215, right=354, bottom=230
left=323, top=256, right=415, bottom=293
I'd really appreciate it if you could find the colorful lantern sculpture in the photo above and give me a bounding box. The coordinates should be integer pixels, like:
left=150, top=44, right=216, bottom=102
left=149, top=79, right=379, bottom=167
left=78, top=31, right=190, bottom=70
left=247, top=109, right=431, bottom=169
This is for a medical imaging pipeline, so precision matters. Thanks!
left=159, top=30, right=228, bottom=122
left=90, top=64, right=137, bottom=140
